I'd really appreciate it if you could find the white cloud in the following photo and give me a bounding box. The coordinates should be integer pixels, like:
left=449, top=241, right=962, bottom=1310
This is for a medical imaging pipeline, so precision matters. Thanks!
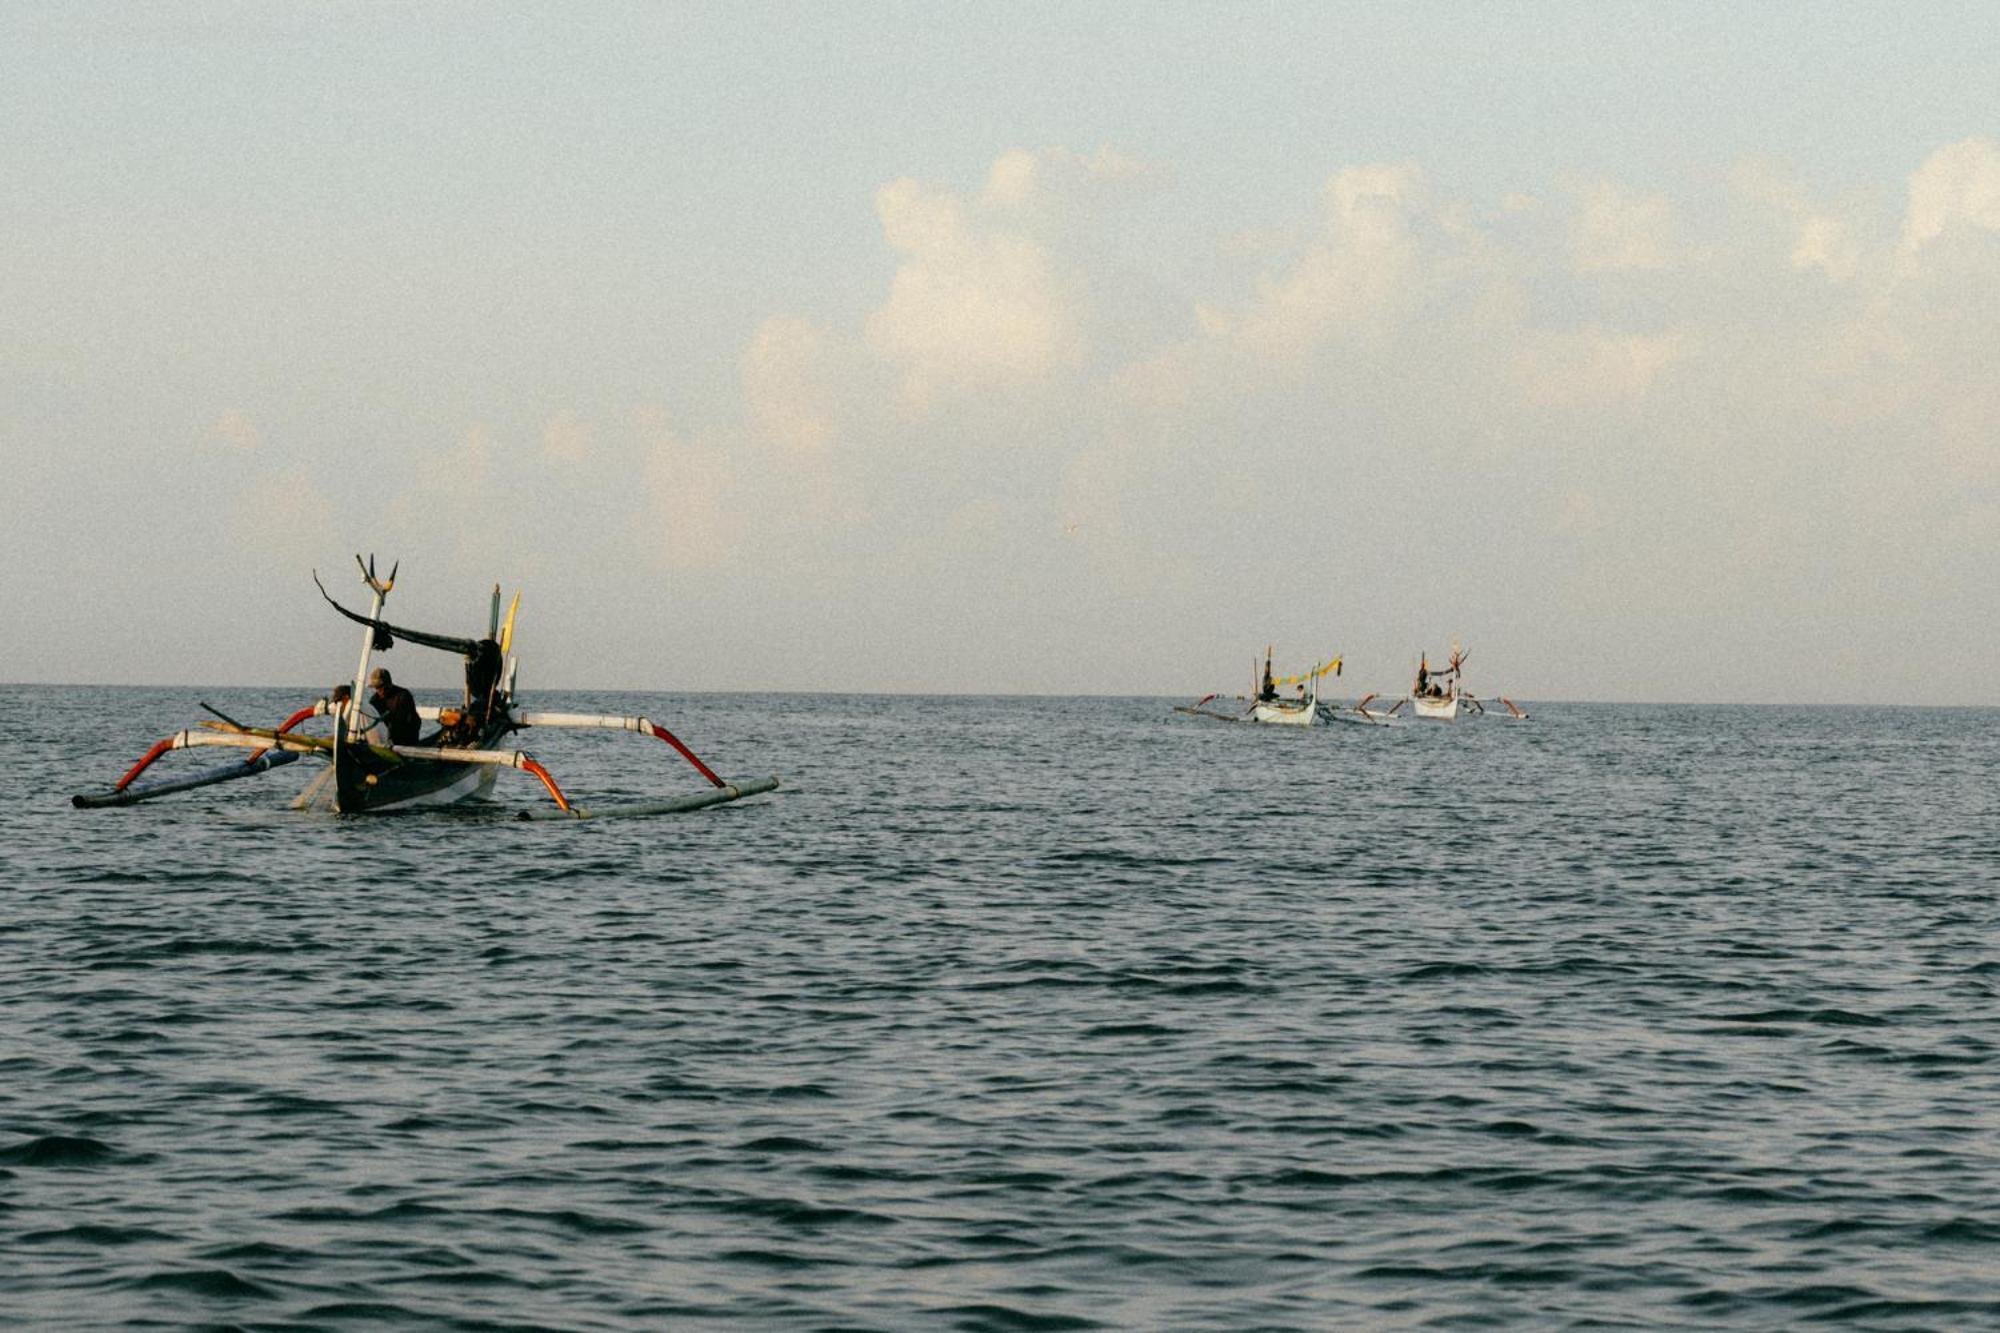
left=1731, top=157, right=1865, bottom=283
left=231, top=465, right=336, bottom=563
left=864, top=170, right=1085, bottom=413
left=1571, top=177, right=1675, bottom=273
left=1196, top=162, right=1429, bottom=365
left=741, top=316, right=839, bottom=453
left=636, top=407, right=734, bottom=570
left=209, top=408, right=260, bottom=451
left=1555, top=488, right=1606, bottom=537
left=391, top=425, right=513, bottom=576
left=981, top=144, right=1162, bottom=211
left=542, top=411, right=592, bottom=464
left=1515, top=325, right=1689, bottom=409
left=1901, top=137, right=2000, bottom=253
left=1790, top=215, right=1859, bottom=282
left=704, top=137, right=2000, bottom=700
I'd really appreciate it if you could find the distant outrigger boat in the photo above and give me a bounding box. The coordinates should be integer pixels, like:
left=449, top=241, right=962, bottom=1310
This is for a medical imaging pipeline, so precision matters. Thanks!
left=1353, top=645, right=1527, bottom=724
left=1175, top=647, right=1342, bottom=727
left=74, top=556, right=779, bottom=819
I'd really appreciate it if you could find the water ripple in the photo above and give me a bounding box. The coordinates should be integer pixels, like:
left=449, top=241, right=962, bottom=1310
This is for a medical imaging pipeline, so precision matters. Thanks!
left=4, top=689, right=1999, bottom=1328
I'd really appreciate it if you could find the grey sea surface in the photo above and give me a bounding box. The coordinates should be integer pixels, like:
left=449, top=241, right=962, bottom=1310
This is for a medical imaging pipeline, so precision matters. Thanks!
left=2, top=684, right=1997, bottom=1330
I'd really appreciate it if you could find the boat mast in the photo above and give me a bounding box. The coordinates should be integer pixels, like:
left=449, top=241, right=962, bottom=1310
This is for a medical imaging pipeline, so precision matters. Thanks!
left=346, top=555, right=397, bottom=731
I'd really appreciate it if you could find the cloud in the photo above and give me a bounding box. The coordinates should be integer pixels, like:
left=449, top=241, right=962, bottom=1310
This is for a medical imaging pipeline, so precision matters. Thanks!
left=1790, top=215, right=1860, bottom=282
left=741, top=316, right=841, bottom=453
left=863, top=171, right=1085, bottom=413
left=1514, top=325, right=1689, bottom=409
left=980, top=144, right=1164, bottom=211
left=635, top=407, right=735, bottom=570
left=1570, top=177, right=1675, bottom=273
left=391, top=425, right=512, bottom=575
left=1555, top=488, right=1606, bottom=537
left=1901, top=137, right=2000, bottom=253
left=1730, top=157, right=1864, bottom=283
left=542, top=411, right=591, bottom=464
left=704, top=137, right=2000, bottom=700
left=231, top=464, right=336, bottom=563
left=208, top=408, right=260, bottom=451
left=1195, top=162, right=1430, bottom=366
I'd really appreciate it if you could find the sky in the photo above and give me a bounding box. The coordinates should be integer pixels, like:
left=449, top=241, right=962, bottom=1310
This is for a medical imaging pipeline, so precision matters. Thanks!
left=3, top=3, right=1998, bottom=703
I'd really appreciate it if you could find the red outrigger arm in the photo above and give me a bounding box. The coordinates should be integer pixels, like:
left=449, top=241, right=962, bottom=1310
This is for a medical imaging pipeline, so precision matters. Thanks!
left=113, top=736, right=178, bottom=792
left=518, top=757, right=571, bottom=812
left=513, top=712, right=729, bottom=789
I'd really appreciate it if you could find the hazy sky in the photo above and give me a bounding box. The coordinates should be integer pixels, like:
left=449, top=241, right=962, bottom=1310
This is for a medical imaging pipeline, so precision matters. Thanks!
left=4, top=4, right=1997, bottom=702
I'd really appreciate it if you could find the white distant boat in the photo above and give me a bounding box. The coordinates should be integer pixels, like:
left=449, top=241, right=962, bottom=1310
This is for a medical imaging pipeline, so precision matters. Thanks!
left=1175, top=646, right=1343, bottom=726
left=1251, top=667, right=1322, bottom=726
left=1352, top=645, right=1528, bottom=724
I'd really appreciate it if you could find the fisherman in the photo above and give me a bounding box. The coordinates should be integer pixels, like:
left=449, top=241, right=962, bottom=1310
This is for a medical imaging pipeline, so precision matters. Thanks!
left=1260, top=657, right=1278, bottom=702
left=1416, top=661, right=1430, bottom=697
left=367, top=668, right=421, bottom=746
left=463, top=636, right=504, bottom=723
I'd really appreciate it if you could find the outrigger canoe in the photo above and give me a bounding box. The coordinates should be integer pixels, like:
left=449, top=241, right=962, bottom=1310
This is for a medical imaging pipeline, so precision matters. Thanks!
left=74, top=556, right=779, bottom=819
left=1351, top=645, right=1528, bottom=724
left=1174, top=647, right=1342, bottom=726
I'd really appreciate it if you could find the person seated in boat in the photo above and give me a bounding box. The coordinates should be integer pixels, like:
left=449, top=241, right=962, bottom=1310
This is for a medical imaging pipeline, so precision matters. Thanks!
left=366, top=668, right=421, bottom=746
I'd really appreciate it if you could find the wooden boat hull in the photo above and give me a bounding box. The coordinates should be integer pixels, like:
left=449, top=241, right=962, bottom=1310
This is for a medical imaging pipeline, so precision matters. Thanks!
left=295, top=715, right=509, bottom=814
left=334, top=756, right=499, bottom=813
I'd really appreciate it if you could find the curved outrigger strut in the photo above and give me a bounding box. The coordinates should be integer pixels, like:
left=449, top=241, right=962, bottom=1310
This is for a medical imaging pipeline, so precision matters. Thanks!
left=514, top=713, right=728, bottom=788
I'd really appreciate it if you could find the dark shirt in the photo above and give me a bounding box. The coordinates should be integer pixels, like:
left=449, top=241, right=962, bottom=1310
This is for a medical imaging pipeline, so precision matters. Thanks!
left=371, top=684, right=420, bottom=745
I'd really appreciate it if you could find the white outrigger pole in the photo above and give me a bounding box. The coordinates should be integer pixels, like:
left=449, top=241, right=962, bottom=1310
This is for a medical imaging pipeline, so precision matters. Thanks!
left=346, top=554, right=397, bottom=736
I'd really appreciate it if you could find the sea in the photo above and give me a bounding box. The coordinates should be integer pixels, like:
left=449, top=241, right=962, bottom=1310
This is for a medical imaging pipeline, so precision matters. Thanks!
left=2, top=685, right=1997, bottom=1330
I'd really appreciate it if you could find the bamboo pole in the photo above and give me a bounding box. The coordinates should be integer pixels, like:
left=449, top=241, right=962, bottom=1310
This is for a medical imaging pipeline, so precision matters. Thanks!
left=517, top=775, right=780, bottom=822
left=74, top=751, right=301, bottom=808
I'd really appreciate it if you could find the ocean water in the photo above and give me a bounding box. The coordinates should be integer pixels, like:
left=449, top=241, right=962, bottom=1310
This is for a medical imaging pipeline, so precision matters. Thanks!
left=2, top=684, right=1997, bottom=1330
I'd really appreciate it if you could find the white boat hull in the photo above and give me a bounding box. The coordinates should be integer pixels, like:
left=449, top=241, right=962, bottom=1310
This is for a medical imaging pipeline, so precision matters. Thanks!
left=1249, top=700, right=1317, bottom=725
left=1411, top=693, right=1461, bottom=722
left=1249, top=674, right=1320, bottom=726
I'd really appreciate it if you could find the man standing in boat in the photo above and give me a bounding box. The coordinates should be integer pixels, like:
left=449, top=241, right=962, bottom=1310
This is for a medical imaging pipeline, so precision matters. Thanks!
left=367, top=668, right=421, bottom=745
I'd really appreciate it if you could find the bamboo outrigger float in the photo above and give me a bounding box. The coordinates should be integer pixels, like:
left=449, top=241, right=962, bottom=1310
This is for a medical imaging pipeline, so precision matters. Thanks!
left=74, top=556, right=780, bottom=818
